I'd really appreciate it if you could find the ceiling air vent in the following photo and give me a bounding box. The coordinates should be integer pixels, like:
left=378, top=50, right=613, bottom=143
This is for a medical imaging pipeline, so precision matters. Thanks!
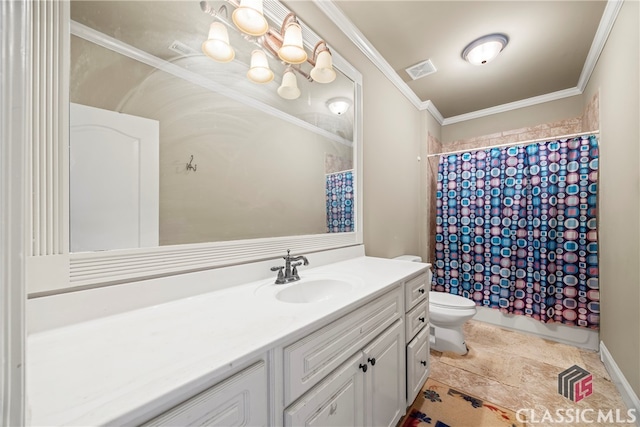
left=405, top=59, right=437, bottom=81
left=168, top=40, right=197, bottom=56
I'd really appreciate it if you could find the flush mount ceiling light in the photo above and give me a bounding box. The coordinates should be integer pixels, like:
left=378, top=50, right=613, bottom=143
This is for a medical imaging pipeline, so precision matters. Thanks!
left=200, top=1, right=338, bottom=99
left=326, top=97, right=352, bottom=115
left=462, top=33, right=508, bottom=65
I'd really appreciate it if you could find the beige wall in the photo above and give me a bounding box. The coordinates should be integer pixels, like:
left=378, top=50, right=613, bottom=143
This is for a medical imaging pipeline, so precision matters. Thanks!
left=289, top=1, right=424, bottom=260
left=442, top=95, right=585, bottom=143
left=584, top=0, right=640, bottom=396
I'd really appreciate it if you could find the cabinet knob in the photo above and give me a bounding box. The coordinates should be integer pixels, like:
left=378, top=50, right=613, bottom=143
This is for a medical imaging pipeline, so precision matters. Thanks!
left=368, top=357, right=376, bottom=366
left=418, top=288, right=425, bottom=294
left=419, top=317, right=425, bottom=323
left=359, top=363, right=368, bottom=373
left=420, top=360, right=427, bottom=366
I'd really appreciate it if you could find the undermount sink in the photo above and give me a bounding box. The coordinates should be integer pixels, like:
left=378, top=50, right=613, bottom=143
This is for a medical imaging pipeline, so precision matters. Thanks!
left=275, top=279, right=354, bottom=303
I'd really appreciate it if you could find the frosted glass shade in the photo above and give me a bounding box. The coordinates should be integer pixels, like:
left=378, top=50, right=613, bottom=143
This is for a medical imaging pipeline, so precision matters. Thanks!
left=232, top=0, right=268, bottom=36
left=462, top=34, right=508, bottom=65
left=278, top=22, right=307, bottom=64
left=310, top=50, right=336, bottom=83
left=247, top=50, right=274, bottom=83
left=277, top=70, right=301, bottom=100
left=202, top=22, right=235, bottom=63
left=326, top=97, right=351, bottom=115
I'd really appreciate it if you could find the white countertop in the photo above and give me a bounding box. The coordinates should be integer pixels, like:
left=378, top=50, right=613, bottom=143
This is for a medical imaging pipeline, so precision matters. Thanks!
left=27, top=256, right=429, bottom=426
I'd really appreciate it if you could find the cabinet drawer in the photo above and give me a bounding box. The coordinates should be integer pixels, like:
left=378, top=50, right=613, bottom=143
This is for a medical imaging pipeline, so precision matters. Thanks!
left=284, top=288, right=402, bottom=405
left=406, top=326, right=430, bottom=406
left=405, top=298, right=428, bottom=343
left=142, top=361, right=268, bottom=427
left=405, top=273, right=428, bottom=311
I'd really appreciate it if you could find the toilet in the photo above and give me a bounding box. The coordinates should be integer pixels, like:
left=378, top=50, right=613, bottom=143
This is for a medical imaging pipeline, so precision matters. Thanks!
left=394, top=255, right=477, bottom=355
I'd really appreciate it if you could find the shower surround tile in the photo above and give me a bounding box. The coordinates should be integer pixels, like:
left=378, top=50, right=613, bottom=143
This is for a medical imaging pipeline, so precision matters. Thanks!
left=425, top=320, right=631, bottom=426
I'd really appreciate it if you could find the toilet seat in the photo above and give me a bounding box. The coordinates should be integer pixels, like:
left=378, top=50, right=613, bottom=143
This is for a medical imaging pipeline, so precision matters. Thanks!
left=429, top=291, right=476, bottom=309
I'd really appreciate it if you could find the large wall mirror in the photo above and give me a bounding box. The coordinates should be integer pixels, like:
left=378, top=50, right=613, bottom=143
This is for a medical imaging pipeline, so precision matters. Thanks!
left=66, top=0, right=363, bottom=288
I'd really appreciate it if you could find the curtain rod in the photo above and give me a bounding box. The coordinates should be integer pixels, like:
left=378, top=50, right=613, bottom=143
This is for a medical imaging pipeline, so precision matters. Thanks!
left=426, top=130, right=599, bottom=158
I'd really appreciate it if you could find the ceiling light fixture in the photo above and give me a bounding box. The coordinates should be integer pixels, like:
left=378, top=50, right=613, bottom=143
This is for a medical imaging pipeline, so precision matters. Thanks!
left=326, top=97, right=352, bottom=115
left=462, top=33, right=508, bottom=65
left=200, top=0, right=340, bottom=100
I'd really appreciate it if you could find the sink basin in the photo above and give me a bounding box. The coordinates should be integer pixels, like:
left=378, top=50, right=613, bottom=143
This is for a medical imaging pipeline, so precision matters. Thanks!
left=275, top=279, right=353, bottom=303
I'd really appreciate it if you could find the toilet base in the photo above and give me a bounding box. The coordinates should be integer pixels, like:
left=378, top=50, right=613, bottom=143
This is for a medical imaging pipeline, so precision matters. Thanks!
left=430, top=324, right=469, bottom=355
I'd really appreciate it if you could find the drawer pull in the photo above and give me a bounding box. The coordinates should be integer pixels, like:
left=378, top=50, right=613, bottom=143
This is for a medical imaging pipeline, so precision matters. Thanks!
left=420, top=360, right=427, bottom=366
left=368, top=357, right=376, bottom=366
left=359, top=363, right=368, bottom=373
left=418, top=289, right=425, bottom=294
left=419, top=317, right=425, bottom=323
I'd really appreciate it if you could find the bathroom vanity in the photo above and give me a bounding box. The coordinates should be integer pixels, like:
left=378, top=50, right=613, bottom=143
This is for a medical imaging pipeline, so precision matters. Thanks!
left=27, top=250, right=430, bottom=426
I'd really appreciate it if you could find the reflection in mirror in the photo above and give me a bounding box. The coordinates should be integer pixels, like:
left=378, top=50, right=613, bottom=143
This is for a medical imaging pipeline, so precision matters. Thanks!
left=69, top=0, right=356, bottom=252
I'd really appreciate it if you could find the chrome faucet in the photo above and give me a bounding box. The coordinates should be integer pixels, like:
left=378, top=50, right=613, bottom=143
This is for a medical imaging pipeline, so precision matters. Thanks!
left=270, top=249, right=309, bottom=284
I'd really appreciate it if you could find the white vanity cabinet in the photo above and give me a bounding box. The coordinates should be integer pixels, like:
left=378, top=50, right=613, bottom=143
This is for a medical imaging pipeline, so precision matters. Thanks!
left=142, top=360, right=268, bottom=427
left=283, top=288, right=405, bottom=427
left=404, top=271, right=431, bottom=406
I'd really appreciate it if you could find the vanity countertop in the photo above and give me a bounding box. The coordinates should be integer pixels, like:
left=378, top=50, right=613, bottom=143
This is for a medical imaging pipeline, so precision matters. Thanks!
left=27, top=256, right=429, bottom=426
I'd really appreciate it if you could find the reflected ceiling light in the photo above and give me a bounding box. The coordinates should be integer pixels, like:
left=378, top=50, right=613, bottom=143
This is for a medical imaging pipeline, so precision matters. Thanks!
left=277, top=67, right=301, bottom=100
left=202, top=22, right=235, bottom=63
left=462, top=33, right=508, bottom=65
left=326, top=97, right=351, bottom=115
left=247, top=49, right=274, bottom=83
left=277, top=13, right=307, bottom=64
left=232, top=0, right=268, bottom=36
left=310, top=41, right=336, bottom=83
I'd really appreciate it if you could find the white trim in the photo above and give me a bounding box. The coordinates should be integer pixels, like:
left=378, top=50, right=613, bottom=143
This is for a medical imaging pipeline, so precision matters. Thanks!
left=317, top=0, right=622, bottom=125
left=473, top=306, right=599, bottom=350
left=441, top=87, right=583, bottom=125
left=600, top=341, right=640, bottom=420
left=0, top=1, right=29, bottom=424
left=312, top=0, right=423, bottom=110
left=577, top=0, right=625, bottom=91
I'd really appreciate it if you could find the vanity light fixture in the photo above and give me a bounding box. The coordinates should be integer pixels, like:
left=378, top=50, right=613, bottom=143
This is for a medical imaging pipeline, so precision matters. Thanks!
left=326, top=97, right=352, bottom=115
left=277, top=13, right=307, bottom=64
left=277, top=67, right=301, bottom=99
left=247, top=49, right=274, bottom=83
left=462, top=33, right=508, bottom=65
left=231, top=0, right=268, bottom=36
left=202, top=21, right=235, bottom=62
left=200, top=1, right=339, bottom=99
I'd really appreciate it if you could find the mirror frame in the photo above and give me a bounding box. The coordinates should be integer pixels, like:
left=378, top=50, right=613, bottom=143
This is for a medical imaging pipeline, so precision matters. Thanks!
left=30, top=0, right=362, bottom=292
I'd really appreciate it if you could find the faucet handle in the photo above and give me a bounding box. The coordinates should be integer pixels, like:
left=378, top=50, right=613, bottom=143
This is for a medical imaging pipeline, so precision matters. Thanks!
left=270, top=266, right=285, bottom=282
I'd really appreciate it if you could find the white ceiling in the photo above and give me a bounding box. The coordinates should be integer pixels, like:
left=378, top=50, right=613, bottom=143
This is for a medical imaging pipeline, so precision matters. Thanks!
left=320, top=0, right=610, bottom=123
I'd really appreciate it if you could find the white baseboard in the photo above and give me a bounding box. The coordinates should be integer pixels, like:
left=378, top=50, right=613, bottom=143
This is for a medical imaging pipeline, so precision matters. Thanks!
left=473, top=306, right=600, bottom=350
left=600, top=341, right=640, bottom=424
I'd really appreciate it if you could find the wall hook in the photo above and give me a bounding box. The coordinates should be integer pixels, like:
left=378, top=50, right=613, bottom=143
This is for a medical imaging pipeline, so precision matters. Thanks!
left=186, top=155, right=197, bottom=172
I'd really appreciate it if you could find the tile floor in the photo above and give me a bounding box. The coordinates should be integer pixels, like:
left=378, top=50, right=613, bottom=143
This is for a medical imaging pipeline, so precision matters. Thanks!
left=424, top=320, right=635, bottom=427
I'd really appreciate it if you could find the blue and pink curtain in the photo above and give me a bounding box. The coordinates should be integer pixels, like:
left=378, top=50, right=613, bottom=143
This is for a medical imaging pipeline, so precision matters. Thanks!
left=433, top=135, right=599, bottom=329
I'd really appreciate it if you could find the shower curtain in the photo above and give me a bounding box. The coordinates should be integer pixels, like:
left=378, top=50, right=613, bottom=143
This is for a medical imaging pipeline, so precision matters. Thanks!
left=433, top=135, right=599, bottom=329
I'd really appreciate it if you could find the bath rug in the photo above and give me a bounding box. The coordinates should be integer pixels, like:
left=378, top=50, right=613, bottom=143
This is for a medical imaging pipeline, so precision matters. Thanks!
left=401, top=378, right=525, bottom=427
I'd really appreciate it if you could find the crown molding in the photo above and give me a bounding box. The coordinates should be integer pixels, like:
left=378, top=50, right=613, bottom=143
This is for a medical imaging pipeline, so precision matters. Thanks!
left=317, top=0, right=623, bottom=126
left=441, top=87, right=583, bottom=125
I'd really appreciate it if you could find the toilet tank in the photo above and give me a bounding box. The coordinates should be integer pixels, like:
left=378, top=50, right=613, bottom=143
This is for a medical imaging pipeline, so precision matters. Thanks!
left=393, top=255, right=422, bottom=263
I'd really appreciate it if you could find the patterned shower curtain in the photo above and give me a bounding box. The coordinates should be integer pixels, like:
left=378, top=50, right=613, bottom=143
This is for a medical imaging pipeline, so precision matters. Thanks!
left=433, top=135, right=599, bottom=329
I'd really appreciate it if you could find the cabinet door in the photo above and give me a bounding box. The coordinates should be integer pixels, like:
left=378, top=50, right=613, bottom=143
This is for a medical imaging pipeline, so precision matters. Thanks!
left=362, top=319, right=405, bottom=427
left=407, top=326, right=430, bottom=406
left=284, top=353, right=364, bottom=427
left=142, top=361, right=268, bottom=427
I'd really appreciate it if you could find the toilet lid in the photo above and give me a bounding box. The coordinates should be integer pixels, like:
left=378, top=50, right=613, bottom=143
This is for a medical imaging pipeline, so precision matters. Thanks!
left=429, top=291, right=476, bottom=309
